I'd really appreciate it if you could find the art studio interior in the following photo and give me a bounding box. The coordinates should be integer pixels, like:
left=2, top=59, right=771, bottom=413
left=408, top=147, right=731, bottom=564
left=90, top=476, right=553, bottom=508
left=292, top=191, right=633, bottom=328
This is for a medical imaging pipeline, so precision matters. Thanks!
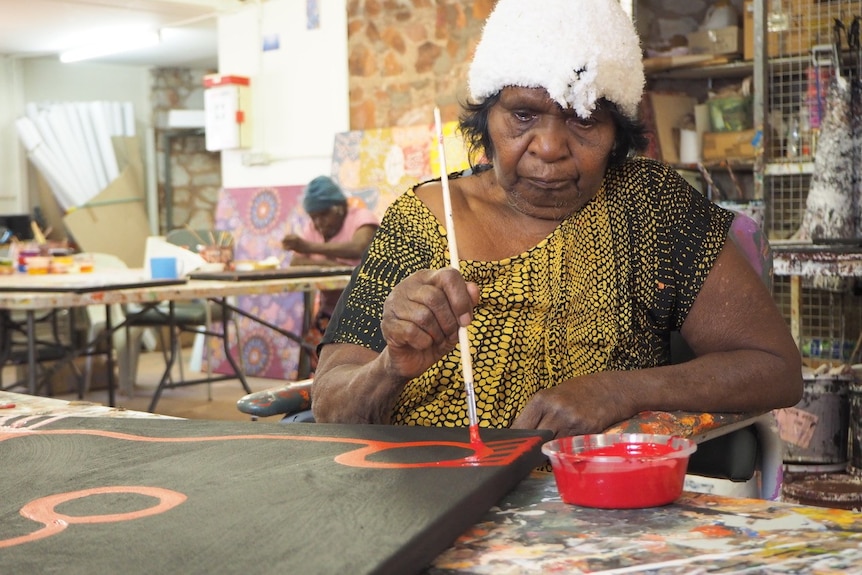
left=3, top=1, right=862, bottom=572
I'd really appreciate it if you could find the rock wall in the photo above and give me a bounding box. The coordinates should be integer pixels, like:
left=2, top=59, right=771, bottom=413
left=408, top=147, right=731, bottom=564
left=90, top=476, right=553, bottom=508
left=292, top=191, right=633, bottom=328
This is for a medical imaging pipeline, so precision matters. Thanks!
left=153, top=1, right=740, bottom=230
left=150, top=67, right=220, bottom=233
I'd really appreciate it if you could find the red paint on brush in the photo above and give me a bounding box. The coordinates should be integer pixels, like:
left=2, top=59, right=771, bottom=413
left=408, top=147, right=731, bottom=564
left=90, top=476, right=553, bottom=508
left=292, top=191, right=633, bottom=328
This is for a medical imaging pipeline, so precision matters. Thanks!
left=462, top=424, right=492, bottom=462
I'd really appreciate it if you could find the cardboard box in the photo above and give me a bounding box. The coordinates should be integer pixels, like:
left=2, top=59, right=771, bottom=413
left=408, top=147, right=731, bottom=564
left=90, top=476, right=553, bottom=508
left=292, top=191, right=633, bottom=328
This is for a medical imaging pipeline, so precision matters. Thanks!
left=743, top=0, right=814, bottom=60
left=687, top=26, right=742, bottom=56
left=702, top=129, right=759, bottom=161
left=644, top=92, right=697, bottom=164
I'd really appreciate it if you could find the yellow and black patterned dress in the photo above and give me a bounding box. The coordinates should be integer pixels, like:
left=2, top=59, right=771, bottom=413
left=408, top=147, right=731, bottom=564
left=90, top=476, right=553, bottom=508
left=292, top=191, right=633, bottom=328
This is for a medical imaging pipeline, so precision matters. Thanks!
left=321, top=158, right=734, bottom=429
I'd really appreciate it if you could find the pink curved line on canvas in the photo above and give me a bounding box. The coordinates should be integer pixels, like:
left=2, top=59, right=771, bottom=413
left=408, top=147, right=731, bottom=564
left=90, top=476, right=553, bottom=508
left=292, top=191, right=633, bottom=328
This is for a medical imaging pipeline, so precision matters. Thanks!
left=0, top=486, right=186, bottom=549
left=0, top=428, right=540, bottom=468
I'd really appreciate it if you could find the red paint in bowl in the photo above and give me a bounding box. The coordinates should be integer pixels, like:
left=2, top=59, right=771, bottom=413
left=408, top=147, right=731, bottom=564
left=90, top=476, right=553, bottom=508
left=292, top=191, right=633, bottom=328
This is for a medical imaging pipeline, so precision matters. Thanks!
left=541, top=434, right=697, bottom=509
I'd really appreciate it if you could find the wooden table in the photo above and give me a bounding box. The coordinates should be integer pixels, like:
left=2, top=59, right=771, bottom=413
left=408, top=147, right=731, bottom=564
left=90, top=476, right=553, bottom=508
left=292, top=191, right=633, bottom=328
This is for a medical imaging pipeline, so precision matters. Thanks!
left=2, top=390, right=860, bottom=574
left=0, top=269, right=351, bottom=408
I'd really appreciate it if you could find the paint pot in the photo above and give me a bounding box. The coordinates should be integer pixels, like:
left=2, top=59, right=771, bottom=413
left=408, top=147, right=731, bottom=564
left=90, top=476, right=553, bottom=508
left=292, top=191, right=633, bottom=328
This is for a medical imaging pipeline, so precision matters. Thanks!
left=782, top=473, right=862, bottom=511
left=542, top=434, right=696, bottom=509
left=847, top=382, right=862, bottom=476
left=774, top=374, right=852, bottom=466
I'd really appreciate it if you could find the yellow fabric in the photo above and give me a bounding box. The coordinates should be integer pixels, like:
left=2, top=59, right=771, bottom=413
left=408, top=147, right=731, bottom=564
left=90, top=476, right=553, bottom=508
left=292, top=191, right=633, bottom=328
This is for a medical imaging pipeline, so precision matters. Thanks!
left=324, top=158, right=734, bottom=429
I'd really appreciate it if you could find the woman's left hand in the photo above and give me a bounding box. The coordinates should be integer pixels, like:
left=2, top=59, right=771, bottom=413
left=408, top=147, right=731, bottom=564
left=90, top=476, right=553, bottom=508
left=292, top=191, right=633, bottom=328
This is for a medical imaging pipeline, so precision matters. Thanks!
left=511, top=374, right=633, bottom=438
left=282, top=234, right=310, bottom=253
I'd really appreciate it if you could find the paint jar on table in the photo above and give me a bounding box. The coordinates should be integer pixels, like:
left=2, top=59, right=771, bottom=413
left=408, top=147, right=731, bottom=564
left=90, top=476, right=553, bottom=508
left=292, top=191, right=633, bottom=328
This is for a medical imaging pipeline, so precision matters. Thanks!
left=774, top=373, right=852, bottom=473
left=149, top=256, right=179, bottom=280
left=17, top=248, right=40, bottom=273
left=198, top=245, right=233, bottom=265
left=74, top=253, right=94, bottom=273
left=25, top=256, right=51, bottom=275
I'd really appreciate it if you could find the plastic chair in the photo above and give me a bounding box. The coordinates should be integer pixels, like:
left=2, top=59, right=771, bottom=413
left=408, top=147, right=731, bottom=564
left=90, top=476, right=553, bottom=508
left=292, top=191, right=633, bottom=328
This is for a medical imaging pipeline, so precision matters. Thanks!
left=126, top=229, right=240, bottom=395
left=236, top=213, right=787, bottom=498
left=672, top=211, right=783, bottom=499
left=81, top=253, right=153, bottom=396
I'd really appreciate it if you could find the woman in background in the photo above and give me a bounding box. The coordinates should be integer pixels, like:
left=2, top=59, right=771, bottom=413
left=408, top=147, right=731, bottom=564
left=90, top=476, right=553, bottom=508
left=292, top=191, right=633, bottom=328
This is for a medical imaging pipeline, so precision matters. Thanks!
left=282, top=175, right=379, bottom=369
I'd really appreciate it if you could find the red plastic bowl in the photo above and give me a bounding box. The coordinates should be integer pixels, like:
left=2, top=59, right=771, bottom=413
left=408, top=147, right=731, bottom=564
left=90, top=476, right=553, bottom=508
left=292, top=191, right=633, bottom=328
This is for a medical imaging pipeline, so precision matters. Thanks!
left=542, top=434, right=697, bottom=509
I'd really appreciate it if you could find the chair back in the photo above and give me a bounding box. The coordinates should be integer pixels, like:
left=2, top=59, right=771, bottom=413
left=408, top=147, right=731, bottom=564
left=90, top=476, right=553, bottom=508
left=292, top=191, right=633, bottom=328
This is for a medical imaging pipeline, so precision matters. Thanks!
left=679, top=212, right=783, bottom=496
left=728, top=211, right=772, bottom=289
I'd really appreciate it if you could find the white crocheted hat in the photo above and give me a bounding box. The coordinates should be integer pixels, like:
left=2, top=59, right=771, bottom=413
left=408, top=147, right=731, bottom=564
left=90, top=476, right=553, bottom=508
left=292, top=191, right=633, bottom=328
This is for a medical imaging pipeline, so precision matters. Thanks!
left=468, top=0, right=645, bottom=120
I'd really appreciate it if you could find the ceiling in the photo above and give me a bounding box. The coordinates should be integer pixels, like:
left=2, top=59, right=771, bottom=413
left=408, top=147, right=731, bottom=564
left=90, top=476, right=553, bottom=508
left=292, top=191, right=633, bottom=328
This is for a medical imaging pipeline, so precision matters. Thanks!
left=0, top=0, right=244, bottom=69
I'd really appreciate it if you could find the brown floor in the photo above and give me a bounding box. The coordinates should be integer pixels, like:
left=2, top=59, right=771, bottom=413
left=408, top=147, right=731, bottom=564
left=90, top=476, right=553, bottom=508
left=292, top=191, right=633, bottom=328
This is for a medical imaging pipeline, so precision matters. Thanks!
left=3, top=347, right=288, bottom=422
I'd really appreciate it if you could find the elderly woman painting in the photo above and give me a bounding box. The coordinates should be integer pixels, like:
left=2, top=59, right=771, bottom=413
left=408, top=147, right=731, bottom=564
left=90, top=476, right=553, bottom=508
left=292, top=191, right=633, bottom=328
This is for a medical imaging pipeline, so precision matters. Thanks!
left=310, top=0, right=802, bottom=438
left=282, top=175, right=379, bottom=370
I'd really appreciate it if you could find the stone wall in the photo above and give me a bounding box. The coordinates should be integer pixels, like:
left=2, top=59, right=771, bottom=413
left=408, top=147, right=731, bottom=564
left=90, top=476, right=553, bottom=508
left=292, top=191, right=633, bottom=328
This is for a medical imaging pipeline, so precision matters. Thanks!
left=154, top=1, right=741, bottom=229
left=150, top=68, right=220, bottom=233
left=346, top=0, right=495, bottom=129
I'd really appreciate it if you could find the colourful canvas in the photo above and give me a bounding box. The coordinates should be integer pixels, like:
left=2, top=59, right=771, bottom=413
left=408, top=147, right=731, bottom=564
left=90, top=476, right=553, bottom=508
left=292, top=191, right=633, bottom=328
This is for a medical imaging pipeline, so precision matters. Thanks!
left=330, top=121, right=471, bottom=221
left=211, top=185, right=307, bottom=379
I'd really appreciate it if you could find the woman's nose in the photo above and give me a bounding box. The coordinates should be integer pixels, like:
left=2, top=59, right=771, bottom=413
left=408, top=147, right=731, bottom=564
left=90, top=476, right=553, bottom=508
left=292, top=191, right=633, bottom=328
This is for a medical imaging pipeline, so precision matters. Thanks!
left=528, top=120, right=571, bottom=162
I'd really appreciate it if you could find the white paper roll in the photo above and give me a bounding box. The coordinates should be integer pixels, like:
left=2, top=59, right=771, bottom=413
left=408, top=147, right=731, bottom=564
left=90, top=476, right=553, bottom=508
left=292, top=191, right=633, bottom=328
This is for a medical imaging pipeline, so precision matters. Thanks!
left=122, top=102, right=136, bottom=137
left=28, top=147, right=77, bottom=211
left=14, top=116, right=42, bottom=151
left=51, top=104, right=99, bottom=203
left=679, top=129, right=701, bottom=164
left=90, top=101, right=120, bottom=182
left=76, top=102, right=109, bottom=191
left=29, top=110, right=88, bottom=203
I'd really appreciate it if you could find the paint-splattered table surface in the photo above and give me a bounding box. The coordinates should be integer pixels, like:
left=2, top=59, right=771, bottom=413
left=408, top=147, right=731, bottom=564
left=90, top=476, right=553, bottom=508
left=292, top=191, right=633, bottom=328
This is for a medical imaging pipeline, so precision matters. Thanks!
left=3, top=392, right=859, bottom=573
left=0, top=269, right=351, bottom=310
left=0, top=390, right=179, bottom=420
left=428, top=471, right=862, bottom=574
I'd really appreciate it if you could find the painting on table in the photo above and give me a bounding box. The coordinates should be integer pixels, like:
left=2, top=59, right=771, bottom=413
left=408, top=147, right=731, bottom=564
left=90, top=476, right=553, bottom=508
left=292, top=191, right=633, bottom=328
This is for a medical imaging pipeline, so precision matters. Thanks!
left=0, top=416, right=549, bottom=575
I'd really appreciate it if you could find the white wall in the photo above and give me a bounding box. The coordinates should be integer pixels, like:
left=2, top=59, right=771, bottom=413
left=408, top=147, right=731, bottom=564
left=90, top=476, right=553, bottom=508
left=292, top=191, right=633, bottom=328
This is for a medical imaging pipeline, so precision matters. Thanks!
left=21, top=59, right=152, bottom=120
left=218, top=0, right=349, bottom=188
left=0, top=57, right=25, bottom=215
left=1, top=57, right=154, bottom=217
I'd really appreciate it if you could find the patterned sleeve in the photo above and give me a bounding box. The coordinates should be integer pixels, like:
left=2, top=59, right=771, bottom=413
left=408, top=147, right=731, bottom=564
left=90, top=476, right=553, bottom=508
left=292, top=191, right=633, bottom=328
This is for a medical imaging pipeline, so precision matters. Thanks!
left=321, top=191, right=447, bottom=352
left=661, top=165, right=734, bottom=329
left=613, top=159, right=734, bottom=333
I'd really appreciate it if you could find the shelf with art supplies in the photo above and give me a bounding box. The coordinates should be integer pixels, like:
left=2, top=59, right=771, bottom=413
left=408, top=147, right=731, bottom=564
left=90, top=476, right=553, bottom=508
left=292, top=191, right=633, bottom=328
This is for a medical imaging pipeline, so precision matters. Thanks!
left=640, top=0, right=746, bottom=79
left=645, top=74, right=756, bottom=170
left=699, top=160, right=764, bottom=228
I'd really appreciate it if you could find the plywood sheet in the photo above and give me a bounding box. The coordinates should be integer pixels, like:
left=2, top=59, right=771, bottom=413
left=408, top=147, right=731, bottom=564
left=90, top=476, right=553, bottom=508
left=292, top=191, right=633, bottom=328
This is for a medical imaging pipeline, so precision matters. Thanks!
left=63, top=168, right=150, bottom=267
left=0, top=417, right=549, bottom=575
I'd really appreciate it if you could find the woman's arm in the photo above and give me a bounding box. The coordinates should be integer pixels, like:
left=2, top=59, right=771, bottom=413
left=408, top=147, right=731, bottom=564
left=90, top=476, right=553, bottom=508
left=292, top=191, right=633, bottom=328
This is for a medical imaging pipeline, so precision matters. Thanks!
left=512, top=239, right=804, bottom=437
left=284, top=224, right=378, bottom=264
left=312, top=268, right=480, bottom=423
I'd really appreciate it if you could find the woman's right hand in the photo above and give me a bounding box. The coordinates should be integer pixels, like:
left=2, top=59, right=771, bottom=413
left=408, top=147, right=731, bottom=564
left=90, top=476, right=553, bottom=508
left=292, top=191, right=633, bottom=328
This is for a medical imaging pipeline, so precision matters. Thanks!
left=380, top=268, right=480, bottom=379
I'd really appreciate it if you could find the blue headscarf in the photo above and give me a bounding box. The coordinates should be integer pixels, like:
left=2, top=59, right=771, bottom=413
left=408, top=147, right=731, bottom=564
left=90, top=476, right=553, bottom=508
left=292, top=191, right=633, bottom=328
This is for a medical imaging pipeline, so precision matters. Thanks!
left=303, top=176, right=347, bottom=213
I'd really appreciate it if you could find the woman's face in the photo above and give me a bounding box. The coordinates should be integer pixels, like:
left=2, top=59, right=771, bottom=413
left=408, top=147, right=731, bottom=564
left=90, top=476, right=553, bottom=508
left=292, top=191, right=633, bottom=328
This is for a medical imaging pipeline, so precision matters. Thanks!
left=309, top=204, right=347, bottom=241
left=487, top=86, right=617, bottom=221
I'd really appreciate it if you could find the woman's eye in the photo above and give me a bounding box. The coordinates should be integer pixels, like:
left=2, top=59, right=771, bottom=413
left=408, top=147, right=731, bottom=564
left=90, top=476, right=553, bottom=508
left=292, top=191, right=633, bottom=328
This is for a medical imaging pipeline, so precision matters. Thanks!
left=513, top=110, right=535, bottom=122
left=570, top=115, right=596, bottom=128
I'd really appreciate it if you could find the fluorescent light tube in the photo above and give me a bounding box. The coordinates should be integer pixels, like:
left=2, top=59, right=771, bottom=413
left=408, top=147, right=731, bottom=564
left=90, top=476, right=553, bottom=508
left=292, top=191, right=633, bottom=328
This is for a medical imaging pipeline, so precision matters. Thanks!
left=60, top=30, right=161, bottom=63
